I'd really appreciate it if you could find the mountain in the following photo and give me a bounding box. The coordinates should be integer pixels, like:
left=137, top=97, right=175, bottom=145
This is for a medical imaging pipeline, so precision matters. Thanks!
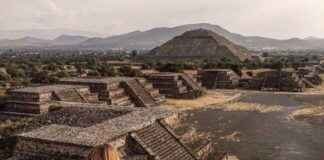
left=80, top=23, right=236, bottom=50
left=0, top=23, right=324, bottom=50
left=80, top=23, right=324, bottom=51
left=0, top=37, right=51, bottom=47
left=149, top=29, right=250, bottom=61
left=51, top=35, right=89, bottom=46
left=0, top=35, right=90, bottom=48
left=0, top=29, right=101, bottom=40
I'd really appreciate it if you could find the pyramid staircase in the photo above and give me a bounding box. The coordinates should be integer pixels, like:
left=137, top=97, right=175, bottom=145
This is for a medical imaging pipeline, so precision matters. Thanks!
left=53, top=89, right=85, bottom=103
left=302, top=78, right=316, bottom=88
left=137, top=78, right=166, bottom=104
left=179, top=74, right=203, bottom=98
left=122, top=79, right=158, bottom=108
left=131, top=122, right=197, bottom=160
left=99, top=81, right=134, bottom=107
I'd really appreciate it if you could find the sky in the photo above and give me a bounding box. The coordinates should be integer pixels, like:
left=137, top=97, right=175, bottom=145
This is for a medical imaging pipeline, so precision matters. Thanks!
left=1, top=0, right=323, bottom=39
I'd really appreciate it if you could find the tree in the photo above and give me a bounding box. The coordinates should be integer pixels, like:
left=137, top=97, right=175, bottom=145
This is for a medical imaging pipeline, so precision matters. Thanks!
left=6, top=67, right=25, bottom=79
left=119, top=66, right=142, bottom=77
left=87, top=70, right=101, bottom=77
left=44, top=63, right=60, bottom=72
left=268, top=61, right=283, bottom=71
left=230, top=64, right=243, bottom=77
left=262, top=52, right=269, bottom=57
left=31, top=71, right=58, bottom=84
left=56, top=71, right=70, bottom=78
left=0, top=72, right=10, bottom=81
left=97, top=64, right=118, bottom=77
left=131, top=50, right=138, bottom=57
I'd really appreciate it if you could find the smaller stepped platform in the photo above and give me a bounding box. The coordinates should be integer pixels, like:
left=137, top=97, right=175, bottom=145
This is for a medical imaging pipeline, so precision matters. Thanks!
left=148, top=73, right=204, bottom=99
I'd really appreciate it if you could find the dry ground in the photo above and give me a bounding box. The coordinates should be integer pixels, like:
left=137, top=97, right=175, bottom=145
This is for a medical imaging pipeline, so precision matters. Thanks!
left=0, top=89, right=5, bottom=96
left=214, top=102, right=283, bottom=113
left=304, top=74, right=324, bottom=93
left=164, top=90, right=241, bottom=110
left=288, top=105, right=324, bottom=125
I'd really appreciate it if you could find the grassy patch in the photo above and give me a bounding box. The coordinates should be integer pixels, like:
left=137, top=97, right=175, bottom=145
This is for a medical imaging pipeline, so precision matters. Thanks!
left=214, top=102, right=283, bottom=113
left=289, top=106, right=324, bottom=120
left=0, top=117, right=33, bottom=137
left=165, top=91, right=238, bottom=109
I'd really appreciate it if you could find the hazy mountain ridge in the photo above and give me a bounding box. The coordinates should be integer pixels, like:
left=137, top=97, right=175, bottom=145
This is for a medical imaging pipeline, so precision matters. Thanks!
left=52, top=35, right=89, bottom=45
left=0, top=23, right=324, bottom=50
left=0, top=29, right=101, bottom=40
left=0, top=35, right=91, bottom=48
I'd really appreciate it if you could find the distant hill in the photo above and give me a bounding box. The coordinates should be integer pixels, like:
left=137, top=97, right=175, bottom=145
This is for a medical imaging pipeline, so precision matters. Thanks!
left=0, top=23, right=324, bottom=51
left=0, top=35, right=90, bottom=48
left=0, top=29, right=101, bottom=40
left=51, top=35, right=89, bottom=46
left=79, top=23, right=324, bottom=51
left=149, top=29, right=250, bottom=62
left=0, top=37, right=51, bottom=47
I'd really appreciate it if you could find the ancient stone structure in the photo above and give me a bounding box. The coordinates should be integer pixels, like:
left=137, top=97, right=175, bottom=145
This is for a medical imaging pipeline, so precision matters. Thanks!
left=149, top=29, right=251, bottom=62
left=238, top=77, right=262, bottom=90
left=60, top=78, right=165, bottom=108
left=3, top=85, right=98, bottom=115
left=297, top=67, right=316, bottom=76
left=7, top=105, right=197, bottom=160
left=256, top=70, right=305, bottom=92
left=297, top=67, right=322, bottom=88
left=315, top=65, right=324, bottom=74
left=199, top=69, right=240, bottom=89
left=147, top=73, right=204, bottom=99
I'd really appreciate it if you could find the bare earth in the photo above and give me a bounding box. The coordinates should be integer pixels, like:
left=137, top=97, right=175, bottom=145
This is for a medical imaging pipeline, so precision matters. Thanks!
left=164, top=90, right=241, bottom=110
left=171, top=90, right=324, bottom=160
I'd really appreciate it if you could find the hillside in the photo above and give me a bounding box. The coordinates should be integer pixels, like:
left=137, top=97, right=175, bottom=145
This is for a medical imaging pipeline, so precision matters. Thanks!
left=51, top=35, right=89, bottom=46
left=0, top=23, right=324, bottom=50
left=79, top=23, right=324, bottom=51
left=149, top=29, right=250, bottom=61
left=0, top=37, right=51, bottom=47
left=0, top=35, right=89, bottom=48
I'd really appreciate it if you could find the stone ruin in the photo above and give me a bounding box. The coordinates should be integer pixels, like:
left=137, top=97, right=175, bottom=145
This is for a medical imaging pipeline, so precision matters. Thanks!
left=60, top=77, right=165, bottom=108
left=147, top=73, right=204, bottom=99
left=256, top=70, right=305, bottom=92
left=2, top=85, right=99, bottom=115
left=315, top=64, right=324, bottom=74
left=199, top=69, right=240, bottom=89
left=5, top=104, right=198, bottom=160
left=303, top=73, right=322, bottom=87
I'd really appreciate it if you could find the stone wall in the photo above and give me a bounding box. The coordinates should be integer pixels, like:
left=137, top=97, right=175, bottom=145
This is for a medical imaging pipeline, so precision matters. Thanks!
left=14, top=137, right=92, bottom=159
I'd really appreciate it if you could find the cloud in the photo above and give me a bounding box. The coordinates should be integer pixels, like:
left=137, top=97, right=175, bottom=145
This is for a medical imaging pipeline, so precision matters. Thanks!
left=0, top=0, right=323, bottom=39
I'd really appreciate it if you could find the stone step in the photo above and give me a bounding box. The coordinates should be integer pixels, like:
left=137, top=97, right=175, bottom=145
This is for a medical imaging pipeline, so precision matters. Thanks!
left=134, top=122, right=196, bottom=160
left=123, top=79, right=157, bottom=107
